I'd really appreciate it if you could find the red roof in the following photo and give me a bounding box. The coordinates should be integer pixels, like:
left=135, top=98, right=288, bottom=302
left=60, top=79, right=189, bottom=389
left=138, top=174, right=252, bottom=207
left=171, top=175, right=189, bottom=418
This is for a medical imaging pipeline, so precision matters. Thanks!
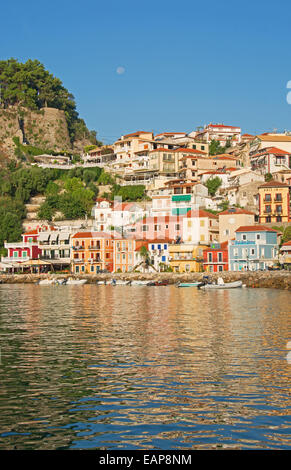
left=72, top=231, right=117, bottom=239
left=258, top=180, right=289, bottom=188
left=186, top=209, right=218, bottom=219
left=219, top=208, right=255, bottom=216
left=252, top=147, right=291, bottom=157
left=123, top=131, right=152, bottom=139
left=23, top=229, right=39, bottom=235
left=235, top=225, right=278, bottom=233
left=207, top=124, right=240, bottom=129
left=173, top=148, right=207, bottom=154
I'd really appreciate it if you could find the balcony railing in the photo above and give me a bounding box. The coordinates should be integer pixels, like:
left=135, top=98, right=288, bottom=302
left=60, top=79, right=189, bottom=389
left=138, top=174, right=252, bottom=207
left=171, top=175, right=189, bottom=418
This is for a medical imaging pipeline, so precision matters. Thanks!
left=1, top=256, right=30, bottom=263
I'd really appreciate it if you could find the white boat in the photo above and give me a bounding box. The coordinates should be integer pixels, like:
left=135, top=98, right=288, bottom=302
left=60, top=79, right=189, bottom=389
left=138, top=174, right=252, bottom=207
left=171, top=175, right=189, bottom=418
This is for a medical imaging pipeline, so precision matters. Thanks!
left=111, top=280, right=131, bottom=285
left=66, top=279, right=87, bottom=285
left=130, top=280, right=150, bottom=286
left=38, top=279, right=54, bottom=285
left=199, top=280, right=243, bottom=289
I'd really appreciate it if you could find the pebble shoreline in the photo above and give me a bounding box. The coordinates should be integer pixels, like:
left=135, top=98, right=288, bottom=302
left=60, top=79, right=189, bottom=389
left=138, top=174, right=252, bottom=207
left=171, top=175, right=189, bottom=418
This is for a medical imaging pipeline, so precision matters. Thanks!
left=1, top=271, right=291, bottom=290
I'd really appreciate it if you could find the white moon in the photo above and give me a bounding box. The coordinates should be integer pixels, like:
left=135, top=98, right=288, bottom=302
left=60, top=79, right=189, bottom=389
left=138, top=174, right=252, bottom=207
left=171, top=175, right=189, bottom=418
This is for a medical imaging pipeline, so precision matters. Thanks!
left=116, top=66, right=125, bottom=75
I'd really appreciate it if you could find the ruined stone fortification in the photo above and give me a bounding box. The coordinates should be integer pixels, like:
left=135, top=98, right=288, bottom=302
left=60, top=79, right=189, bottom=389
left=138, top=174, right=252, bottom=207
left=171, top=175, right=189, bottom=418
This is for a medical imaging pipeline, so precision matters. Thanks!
left=1, top=271, right=291, bottom=290
left=0, top=106, right=93, bottom=158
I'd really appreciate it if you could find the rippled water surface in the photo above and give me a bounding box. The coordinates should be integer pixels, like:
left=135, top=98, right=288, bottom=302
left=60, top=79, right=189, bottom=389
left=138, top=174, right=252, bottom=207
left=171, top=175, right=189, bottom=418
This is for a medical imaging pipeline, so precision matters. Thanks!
left=0, top=284, right=290, bottom=450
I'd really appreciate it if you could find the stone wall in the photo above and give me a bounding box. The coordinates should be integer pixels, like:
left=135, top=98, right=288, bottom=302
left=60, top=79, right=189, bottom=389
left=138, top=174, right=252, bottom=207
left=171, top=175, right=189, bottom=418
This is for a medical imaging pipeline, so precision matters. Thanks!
left=1, top=271, right=290, bottom=290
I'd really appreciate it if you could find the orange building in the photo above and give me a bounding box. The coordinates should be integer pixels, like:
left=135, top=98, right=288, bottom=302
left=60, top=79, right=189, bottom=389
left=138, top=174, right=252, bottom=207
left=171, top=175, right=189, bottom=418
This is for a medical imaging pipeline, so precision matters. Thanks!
left=113, top=238, right=148, bottom=272
left=258, top=180, right=290, bottom=224
left=71, top=231, right=114, bottom=274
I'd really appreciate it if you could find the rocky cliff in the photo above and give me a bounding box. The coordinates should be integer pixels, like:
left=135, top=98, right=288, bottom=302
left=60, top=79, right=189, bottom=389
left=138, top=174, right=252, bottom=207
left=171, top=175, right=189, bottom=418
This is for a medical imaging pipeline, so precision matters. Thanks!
left=0, top=106, right=93, bottom=159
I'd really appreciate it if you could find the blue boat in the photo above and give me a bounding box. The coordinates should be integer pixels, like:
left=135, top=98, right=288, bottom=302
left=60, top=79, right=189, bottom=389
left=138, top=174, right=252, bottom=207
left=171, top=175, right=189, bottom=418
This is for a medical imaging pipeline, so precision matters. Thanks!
left=177, top=282, right=200, bottom=288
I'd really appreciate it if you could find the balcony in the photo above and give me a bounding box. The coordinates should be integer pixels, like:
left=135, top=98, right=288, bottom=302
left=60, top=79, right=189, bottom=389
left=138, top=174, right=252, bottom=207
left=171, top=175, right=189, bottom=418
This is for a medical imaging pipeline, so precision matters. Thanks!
left=1, top=256, right=30, bottom=263
left=72, top=246, right=85, bottom=250
left=88, top=245, right=101, bottom=250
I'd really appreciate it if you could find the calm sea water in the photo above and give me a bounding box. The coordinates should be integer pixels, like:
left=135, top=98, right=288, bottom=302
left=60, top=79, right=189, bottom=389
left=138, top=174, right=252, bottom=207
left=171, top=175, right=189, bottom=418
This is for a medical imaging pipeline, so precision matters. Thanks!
left=0, top=284, right=290, bottom=450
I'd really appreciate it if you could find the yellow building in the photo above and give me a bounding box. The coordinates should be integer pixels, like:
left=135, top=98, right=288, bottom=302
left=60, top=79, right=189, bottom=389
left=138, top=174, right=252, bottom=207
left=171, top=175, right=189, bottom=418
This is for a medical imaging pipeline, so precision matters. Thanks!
left=258, top=180, right=290, bottom=224
left=169, top=243, right=208, bottom=272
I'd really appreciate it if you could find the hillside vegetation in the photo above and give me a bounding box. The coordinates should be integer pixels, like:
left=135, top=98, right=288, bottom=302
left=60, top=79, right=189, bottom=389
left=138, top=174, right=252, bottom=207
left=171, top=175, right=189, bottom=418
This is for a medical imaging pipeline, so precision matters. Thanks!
left=0, top=58, right=99, bottom=158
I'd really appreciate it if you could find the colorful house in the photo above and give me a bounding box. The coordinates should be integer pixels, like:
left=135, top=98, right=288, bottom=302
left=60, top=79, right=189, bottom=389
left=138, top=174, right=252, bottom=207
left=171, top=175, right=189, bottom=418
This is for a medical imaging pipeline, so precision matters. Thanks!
left=183, top=209, right=219, bottom=244
left=169, top=243, right=207, bottom=272
left=219, top=207, right=256, bottom=243
left=148, top=240, right=171, bottom=271
left=71, top=231, right=114, bottom=274
left=113, top=238, right=148, bottom=272
left=258, top=180, right=290, bottom=224
left=203, top=241, right=229, bottom=272
left=134, top=215, right=184, bottom=241
left=2, top=229, right=41, bottom=264
left=279, top=240, right=291, bottom=268
left=228, top=225, right=279, bottom=271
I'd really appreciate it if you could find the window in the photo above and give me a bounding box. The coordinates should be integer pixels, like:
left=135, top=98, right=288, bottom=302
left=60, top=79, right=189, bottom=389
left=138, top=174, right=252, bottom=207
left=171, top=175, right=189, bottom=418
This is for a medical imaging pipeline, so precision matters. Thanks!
left=276, top=216, right=282, bottom=222
left=266, top=216, right=271, bottom=223
left=200, top=234, right=205, bottom=241
left=162, top=255, right=166, bottom=262
left=208, top=252, right=213, bottom=262
left=175, top=224, right=180, bottom=231
left=200, top=220, right=205, bottom=227
left=242, top=234, right=247, bottom=240
left=218, top=252, right=223, bottom=262
left=275, top=193, right=282, bottom=202
left=142, top=225, right=149, bottom=232
left=13, top=251, right=18, bottom=258
left=276, top=205, right=282, bottom=213
left=192, top=145, right=196, bottom=149
left=158, top=244, right=161, bottom=250
left=81, top=265, right=85, bottom=272
left=218, top=265, right=223, bottom=272
left=151, top=244, right=155, bottom=250
left=22, top=251, right=27, bottom=258
left=264, top=194, right=271, bottom=201
left=201, top=146, right=205, bottom=150
left=90, top=265, right=94, bottom=272
left=154, top=225, right=161, bottom=231
left=256, top=234, right=261, bottom=240
left=264, top=205, right=271, bottom=213
left=164, top=244, right=167, bottom=250
left=251, top=248, right=255, bottom=255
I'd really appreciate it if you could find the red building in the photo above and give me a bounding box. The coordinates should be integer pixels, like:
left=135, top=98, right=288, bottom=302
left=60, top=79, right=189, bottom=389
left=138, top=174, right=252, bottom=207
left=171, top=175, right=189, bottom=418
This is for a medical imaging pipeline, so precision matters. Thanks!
left=203, top=241, right=228, bottom=272
left=2, top=229, right=42, bottom=264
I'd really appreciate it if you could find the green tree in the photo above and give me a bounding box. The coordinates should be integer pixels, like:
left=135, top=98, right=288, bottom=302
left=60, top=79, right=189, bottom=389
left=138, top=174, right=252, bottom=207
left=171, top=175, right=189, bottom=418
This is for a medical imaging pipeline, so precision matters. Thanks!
left=209, top=139, right=226, bottom=156
left=205, top=176, right=222, bottom=196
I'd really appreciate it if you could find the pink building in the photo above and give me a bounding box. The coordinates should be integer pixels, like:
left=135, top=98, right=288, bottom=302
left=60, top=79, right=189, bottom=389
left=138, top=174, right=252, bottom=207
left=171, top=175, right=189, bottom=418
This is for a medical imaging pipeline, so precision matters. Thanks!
left=133, top=215, right=184, bottom=241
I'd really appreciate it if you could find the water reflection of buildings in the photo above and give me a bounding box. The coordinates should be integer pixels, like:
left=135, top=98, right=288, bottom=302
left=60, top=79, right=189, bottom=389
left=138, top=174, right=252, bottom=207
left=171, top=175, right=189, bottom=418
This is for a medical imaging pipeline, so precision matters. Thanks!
left=1, top=285, right=291, bottom=449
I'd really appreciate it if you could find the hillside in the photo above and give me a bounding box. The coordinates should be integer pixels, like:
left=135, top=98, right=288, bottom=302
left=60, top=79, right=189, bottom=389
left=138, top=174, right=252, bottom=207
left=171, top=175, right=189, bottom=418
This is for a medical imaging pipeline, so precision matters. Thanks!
left=0, top=58, right=99, bottom=160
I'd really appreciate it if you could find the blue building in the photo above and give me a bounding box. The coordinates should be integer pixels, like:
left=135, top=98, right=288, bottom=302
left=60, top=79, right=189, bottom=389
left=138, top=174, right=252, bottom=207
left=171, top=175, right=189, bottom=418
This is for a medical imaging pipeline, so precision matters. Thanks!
left=228, top=225, right=279, bottom=271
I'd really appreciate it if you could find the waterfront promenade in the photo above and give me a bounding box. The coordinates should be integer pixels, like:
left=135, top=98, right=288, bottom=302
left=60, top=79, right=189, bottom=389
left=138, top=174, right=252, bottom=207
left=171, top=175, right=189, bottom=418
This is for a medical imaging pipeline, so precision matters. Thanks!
left=1, top=271, right=291, bottom=289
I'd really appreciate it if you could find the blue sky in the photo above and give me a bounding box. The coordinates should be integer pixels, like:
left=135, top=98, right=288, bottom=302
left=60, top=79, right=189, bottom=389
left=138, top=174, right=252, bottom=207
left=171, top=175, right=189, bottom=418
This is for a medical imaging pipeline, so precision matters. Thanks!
left=1, top=0, right=291, bottom=144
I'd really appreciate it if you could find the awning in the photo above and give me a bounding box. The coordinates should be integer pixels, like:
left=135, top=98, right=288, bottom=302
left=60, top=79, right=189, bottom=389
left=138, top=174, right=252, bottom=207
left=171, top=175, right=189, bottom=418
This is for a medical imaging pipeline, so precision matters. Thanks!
left=59, top=232, right=70, bottom=241
left=38, top=232, right=50, bottom=242
left=20, top=259, right=52, bottom=266
left=50, top=232, right=59, bottom=243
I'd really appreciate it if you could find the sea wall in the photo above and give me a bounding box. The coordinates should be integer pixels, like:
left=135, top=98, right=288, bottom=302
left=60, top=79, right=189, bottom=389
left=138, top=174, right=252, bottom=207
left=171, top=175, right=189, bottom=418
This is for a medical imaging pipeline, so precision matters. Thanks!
left=1, top=271, right=291, bottom=290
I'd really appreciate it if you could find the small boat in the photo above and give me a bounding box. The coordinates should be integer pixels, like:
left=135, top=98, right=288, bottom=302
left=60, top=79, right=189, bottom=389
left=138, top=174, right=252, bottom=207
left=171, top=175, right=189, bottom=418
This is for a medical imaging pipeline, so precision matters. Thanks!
left=177, top=282, right=200, bottom=288
left=38, top=279, right=54, bottom=285
left=110, top=280, right=131, bottom=286
left=130, top=280, right=150, bottom=286
left=66, top=278, right=87, bottom=285
left=147, top=280, right=169, bottom=286
left=199, top=279, right=243, bottom=289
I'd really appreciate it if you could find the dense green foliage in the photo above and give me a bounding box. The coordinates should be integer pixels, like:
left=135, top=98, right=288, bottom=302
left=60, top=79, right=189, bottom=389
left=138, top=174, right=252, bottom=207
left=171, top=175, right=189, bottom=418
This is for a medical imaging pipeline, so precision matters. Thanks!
left=209, top=139, right=231, bottom=156
left=0, top=58, right=97, bottom=143
left=205, top=176, right=222, bottom=196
